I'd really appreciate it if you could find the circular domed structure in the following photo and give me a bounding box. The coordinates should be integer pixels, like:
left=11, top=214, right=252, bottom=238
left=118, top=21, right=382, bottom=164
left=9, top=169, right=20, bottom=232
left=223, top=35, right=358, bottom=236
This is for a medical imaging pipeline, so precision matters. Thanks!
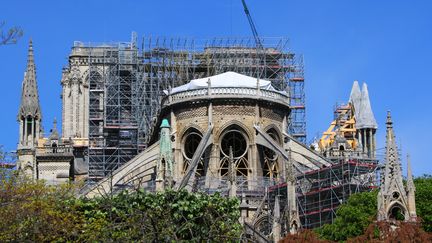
left=154, top=71, right=291, bottom=192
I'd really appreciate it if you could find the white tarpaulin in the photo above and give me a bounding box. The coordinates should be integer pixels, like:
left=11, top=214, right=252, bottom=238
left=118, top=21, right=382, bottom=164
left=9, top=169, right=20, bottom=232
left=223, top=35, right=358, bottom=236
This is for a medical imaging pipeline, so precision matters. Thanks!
left=165, top=71, right=278, bottom=95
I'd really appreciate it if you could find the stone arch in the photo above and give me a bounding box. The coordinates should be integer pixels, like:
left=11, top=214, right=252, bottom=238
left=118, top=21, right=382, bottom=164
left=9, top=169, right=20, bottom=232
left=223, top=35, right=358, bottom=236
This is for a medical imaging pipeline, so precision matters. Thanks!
left=263, top=124, right=282, bottom=144
left=180, top=127, right=206, bottom=177
left=253, top=214, right=272, bottom=238
left=219, top=124, right=250, bottom=158
left=178, top=124, right=204, bottom=141
left=216, top=120, right=253, bottom=142
left=218, top=123, right=251, bottom=178
left=260, top=125, right=282, bottom=179
left=290, top=219, right=299, bottom=233
left=387, top=201, right=407, bottom=221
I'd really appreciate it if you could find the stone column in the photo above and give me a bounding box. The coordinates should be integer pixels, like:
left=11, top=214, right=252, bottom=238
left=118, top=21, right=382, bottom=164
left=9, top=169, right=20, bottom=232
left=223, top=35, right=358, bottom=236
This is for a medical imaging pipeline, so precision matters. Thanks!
left=24, top=117, right=28, bottom=146
left=83, top=83, right=88, bottom=138
left=372, top=129, right=376, bottom=159
left=35, top=120, right=40, bottom=144
left=19, top=121, right=23, bottom=146
left=30, top=119, right=34, bottom=146
left=61, top=83, right=66, bottom=138
left=369, top=129, right=373, bottom=158
left=357, top=129, right=362, bottom=155
left=363, top=129, right=368, bottom=157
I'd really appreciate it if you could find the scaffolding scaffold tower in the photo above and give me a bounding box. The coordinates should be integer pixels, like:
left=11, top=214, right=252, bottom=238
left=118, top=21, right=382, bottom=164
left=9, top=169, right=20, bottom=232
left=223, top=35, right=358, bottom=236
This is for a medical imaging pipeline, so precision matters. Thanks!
left=83, top=36, right=306, bottom=180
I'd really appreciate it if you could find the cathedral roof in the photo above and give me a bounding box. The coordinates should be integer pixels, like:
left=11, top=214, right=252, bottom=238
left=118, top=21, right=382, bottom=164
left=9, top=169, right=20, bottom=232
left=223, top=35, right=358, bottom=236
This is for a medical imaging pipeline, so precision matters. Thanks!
left=168, top=71, right=278, bottom=94
left=18, top=39, right=41, bottom=120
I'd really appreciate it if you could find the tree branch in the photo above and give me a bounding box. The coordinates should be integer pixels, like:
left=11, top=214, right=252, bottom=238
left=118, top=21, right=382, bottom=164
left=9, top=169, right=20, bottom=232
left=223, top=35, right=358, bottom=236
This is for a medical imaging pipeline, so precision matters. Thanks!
left=0, top=21, right=23, bottom=45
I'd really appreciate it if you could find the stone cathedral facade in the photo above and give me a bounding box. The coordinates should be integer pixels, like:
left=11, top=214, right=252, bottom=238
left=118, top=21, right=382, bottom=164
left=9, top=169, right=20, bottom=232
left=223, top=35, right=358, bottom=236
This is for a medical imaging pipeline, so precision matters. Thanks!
left=16, top=40, right=83, bottom=184
left=15, top=38, right=417, bottom=240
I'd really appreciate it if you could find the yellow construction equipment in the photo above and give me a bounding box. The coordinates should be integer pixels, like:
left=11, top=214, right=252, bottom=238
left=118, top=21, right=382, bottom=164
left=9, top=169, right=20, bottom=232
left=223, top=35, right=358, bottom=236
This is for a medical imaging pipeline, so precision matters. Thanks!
left=319, top=103, right=358, bottom=151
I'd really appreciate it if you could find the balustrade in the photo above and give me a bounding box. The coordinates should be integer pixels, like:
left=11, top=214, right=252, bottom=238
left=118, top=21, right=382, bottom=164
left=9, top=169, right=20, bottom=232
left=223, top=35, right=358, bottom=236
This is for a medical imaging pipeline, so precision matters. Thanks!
left=163, top=87, right=289, bottom=107
left=36, top=146, right=73, bottom=156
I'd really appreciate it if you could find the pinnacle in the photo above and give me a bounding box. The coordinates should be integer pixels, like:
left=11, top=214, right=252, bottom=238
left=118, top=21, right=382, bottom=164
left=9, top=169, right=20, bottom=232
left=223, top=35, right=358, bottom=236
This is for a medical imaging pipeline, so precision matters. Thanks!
left=18, top=39, right=41, bottom=120
left=49, top=117, right=59, bottom=140
left=27, top=38, right=34, bottom=61
left=407, top=154, right=415, bottom=190
left=386, top=110, right=393, bottom=127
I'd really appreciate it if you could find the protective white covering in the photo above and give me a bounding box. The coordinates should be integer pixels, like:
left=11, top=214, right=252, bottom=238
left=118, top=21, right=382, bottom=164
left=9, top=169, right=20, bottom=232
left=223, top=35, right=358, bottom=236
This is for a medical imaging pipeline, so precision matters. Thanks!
left=349, top=81, right=378, bottom=129
left=167, top=71, right=277, bottom=94
left=357, top=83, right=378, bottom=129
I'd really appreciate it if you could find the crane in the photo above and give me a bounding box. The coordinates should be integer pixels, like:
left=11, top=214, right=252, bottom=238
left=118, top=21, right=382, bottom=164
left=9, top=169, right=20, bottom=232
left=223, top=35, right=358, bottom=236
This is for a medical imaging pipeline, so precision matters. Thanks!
left=241, top=0, right=263, bottom=49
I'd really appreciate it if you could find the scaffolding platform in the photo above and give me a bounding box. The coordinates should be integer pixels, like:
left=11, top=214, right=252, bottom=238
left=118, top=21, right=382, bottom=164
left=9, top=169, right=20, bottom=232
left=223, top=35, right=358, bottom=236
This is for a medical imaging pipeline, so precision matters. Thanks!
left=268, top=156, right=378, bottom=229
left=82, top=36, right=306, bottom=181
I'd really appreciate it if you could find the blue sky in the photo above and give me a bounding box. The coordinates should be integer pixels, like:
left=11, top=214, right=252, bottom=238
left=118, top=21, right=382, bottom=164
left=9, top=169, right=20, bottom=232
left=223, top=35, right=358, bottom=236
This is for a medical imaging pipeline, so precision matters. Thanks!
left=1, top=0, right=431, bottom=176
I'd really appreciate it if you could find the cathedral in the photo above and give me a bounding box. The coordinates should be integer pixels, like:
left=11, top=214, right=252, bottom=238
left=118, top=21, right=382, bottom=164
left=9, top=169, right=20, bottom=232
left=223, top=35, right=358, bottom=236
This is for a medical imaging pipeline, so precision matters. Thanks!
left=17, top=40, right=75, bottom=184
left=16, top=38, right=417, bottom=240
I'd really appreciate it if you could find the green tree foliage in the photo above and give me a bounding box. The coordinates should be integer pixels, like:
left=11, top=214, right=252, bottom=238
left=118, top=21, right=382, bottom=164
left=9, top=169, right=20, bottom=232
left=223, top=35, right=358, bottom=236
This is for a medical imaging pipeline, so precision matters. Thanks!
left=415, top=175, right=432, bottom=232
left=0, top=171, right=241, bottom=242
left=315, top=190, right=378, bottom=241
left=0, top=171, right=83, bottom=242
left=315, top=175, right=432, bottom=241
left=77, top=189, right=241, bottom=241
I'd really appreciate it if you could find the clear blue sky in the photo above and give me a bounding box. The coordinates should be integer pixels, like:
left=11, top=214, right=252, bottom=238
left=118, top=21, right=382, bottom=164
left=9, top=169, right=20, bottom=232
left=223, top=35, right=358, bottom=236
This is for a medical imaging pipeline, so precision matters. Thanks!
left=1, top=0, right=431, bottom=176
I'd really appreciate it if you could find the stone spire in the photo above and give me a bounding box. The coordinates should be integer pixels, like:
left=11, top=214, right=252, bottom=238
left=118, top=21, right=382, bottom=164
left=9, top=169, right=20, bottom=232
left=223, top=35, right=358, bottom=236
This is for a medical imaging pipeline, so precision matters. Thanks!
left=16, top=39, right=43, bottom=178
left=356, top=83, right=377, bottom=129
left=377, top=111, right=416, bottom=222
left=49, top=117, right=59, bottom=141
left=383, top=111, right=403, bottom=193
left=406, top=154, right=415, bottom=192
left=18, top=39, right=41, bottom=120
left=406, top=154, right=417, bottom=220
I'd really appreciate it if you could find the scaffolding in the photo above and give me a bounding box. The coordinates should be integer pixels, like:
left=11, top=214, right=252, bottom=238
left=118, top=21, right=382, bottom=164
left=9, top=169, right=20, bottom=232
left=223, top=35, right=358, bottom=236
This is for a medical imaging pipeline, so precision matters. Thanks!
left=141, top=37, right=306, bottom=143
left=268, top=156, right=378, bottom=229
left=87, top=42, right=142, bottom=179
left=83, top=36, right=306, bottom=180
